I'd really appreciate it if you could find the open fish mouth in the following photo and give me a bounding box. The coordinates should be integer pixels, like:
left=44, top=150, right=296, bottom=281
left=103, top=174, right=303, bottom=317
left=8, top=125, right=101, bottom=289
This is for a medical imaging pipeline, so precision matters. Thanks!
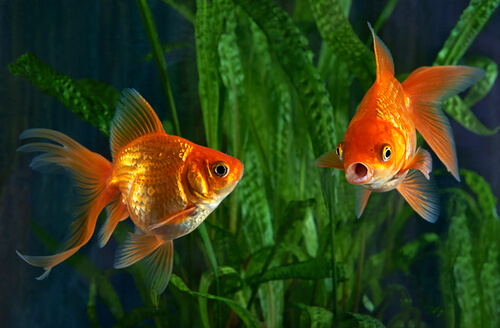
left=346, top=162, right=373, bottom=184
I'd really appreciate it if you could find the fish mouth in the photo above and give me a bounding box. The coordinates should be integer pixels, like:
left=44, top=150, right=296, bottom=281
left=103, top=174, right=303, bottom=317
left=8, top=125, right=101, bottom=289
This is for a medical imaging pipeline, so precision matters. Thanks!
left=346, top=162, right=373, bottom=184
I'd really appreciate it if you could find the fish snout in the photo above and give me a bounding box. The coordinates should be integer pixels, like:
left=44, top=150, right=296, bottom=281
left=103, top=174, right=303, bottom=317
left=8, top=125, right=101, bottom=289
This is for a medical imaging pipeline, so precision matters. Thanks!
left=346, top=162, right=373, bottom=184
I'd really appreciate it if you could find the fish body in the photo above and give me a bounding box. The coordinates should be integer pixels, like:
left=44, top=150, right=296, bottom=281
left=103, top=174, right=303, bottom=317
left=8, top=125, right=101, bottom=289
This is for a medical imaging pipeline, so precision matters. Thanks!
left=315, top=24, right=483, bottom=222
left=17, top=89, right=243, bottom=294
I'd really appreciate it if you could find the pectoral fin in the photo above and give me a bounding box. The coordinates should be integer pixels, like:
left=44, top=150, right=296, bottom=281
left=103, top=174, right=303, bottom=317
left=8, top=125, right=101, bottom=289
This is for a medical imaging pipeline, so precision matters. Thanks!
left=148, top=206, right=198, bottom=230
left=396, top=170, right=440, bottom=223
left=314, top=150, right=344, bottom=170
left=114, top=233, right=162, bottom=269
left=404, top=147, right=432, bottom=180
left=355, top=187, right=372, bottom=218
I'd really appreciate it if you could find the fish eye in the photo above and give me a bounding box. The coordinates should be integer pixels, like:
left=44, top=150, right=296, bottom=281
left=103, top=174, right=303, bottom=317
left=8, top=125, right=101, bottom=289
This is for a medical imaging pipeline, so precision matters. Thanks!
left=213, top=161, right=229, bottom=178
left=336, top=143, right=343, bottom=161
left=382, top=145, right=391, bottom=162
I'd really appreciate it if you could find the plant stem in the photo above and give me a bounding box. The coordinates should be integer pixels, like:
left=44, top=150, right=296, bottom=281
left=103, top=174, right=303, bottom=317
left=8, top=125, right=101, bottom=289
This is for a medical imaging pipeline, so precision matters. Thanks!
left=136, top=0, right=181, bottom=136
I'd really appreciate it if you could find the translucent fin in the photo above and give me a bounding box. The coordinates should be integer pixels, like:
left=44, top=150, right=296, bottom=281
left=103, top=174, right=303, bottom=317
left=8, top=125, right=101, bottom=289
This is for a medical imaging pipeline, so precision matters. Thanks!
left=110, top=89, right=165, bottom=159
left=17, top=129, right=116, bottom=278
left=401, top=66, right=483, bottom=181
left=404, top=147, right=432, bottom=180
left=114, top=233, right=162, bottom=269
left=368, top=22, right=394, bottom=79
left=313, top=150, right=344, bottom=170
left=355, top=187, right=372, bottom=218
left=148, top=206, right=198, bottom=230
left=396, top=170, right=440, bottom=223
left=144, top=240, right=174, bottom=295
left=99, top=196, right=129, bottom=248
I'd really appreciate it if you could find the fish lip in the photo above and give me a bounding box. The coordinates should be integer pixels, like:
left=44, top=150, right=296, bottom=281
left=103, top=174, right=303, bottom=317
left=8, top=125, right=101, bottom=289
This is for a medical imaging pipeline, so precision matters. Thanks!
left=345, top=162, right=373, bottom=184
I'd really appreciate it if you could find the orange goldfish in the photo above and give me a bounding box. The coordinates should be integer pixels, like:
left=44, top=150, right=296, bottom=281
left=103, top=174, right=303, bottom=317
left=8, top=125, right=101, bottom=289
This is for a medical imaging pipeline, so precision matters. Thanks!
left=315, top=24, right=483, bottom=223
left=17, top=89, right=244, bottom=294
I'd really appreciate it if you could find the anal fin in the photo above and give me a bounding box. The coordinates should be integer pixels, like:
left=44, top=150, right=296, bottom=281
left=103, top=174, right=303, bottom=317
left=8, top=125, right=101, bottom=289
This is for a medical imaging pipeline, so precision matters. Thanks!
left=144, top=240, right=174, bottom=295
left=99, top=196, right=129, bottom=248
left=396, top=170, right=440, bottom=223
left=114, top=233, right=162, bottom=269
left=355, top=187, right=372, bottom=218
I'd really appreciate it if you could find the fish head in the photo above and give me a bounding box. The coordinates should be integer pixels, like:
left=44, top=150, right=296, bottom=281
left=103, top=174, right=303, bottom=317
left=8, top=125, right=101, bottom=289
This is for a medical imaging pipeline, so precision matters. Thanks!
left=341, top=118, right=407, bottom=188
left=185, top=147, right=244, bottom=207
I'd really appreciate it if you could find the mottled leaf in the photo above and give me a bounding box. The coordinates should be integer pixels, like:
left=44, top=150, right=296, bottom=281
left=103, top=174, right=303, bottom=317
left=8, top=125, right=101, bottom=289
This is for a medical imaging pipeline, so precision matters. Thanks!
left=9, top=53, right=118, bottom=136
left=464, top=56, right=498, bottom=107
left=195, top=0, right=224, bottom=148
left=443, top=96, right=498, bottom=135
left=308, top=0, right=375, bottom=89
left=434, top=0, right=500, bottom=65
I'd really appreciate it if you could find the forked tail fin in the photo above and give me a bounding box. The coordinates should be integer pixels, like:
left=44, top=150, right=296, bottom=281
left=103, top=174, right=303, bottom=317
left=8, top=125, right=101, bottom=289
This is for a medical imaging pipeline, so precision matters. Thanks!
left=17, top=128, right=117, bottom=279
left=402, top=66, right=483, bottom=181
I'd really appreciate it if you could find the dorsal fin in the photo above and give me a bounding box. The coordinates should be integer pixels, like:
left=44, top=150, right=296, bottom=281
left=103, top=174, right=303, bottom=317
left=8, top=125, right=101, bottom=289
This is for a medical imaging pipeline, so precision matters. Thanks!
left=368, top=22, right=394, bottom=80
left=110, top=89, right=165, bottom=159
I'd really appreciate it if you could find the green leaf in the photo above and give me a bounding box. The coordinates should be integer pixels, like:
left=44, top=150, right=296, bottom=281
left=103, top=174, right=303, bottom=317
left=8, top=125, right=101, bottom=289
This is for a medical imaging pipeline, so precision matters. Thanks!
left=434, top=0, right=500, bottom=65
left=308, top=0, right=375, bottom=89
left=87, top=277, right=100, bottom=328
left=460, top=169, right=499, bottom=220
left=235, top=0, right=336, bottom=159
left=9, top=52, right=118, bottom=136
left=136, top=0, right=181, bottom=136
left=195, top=0, right=224, bottom=148
left=199, top=267, right=243, bottom=328
left=443, top=96, right=499, bottom=135
left=161, top=0, right=195, bottom=24
left=300, top=306, right=333, bottom=327
left=464, top=56, right=498, bottom=107
left=170, top=274, right=260, bottom=328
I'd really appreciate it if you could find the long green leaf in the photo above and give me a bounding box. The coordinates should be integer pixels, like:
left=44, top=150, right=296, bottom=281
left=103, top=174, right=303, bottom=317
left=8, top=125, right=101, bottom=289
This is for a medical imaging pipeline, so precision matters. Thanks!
left=464, top=56, right=498, bottom=107
left=434, top=0, right=500, bottom=65
left=199, top=266, right=243, bottom=328
left=170, top=274, right=260, bottom=328
left=300, top=306, right=333, bottom=328
left=196, top=0, right=224, bottom=148
left=136, top=0, right=181, bottom=136
left=161, top=0, right=195, bottom=24
left=9, top=53, right=118, bottom=136
left=308, top=0, right=375, bottom=89
left=234, top=0, right=335, bottom=159
left=443, top=96, right=499, bottom=135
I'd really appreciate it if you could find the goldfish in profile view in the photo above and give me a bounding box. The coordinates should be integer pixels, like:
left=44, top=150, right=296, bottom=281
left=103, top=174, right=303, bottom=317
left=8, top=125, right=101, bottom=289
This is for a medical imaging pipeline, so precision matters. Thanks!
left=17, top=89, right=244, bottom=294
left=315, top=24, right=483, bottom=223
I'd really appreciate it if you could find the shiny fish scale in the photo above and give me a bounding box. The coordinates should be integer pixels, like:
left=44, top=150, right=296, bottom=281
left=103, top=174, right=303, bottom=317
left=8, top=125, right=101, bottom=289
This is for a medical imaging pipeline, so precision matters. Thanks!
left=112, top=133, right=193, bottom=233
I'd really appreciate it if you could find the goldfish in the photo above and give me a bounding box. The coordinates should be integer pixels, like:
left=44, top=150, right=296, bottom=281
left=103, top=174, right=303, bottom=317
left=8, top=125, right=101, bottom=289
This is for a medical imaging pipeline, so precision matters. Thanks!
left=17, top=89, right=244, bottom=294
left=314, top=24, right=483, bottom=223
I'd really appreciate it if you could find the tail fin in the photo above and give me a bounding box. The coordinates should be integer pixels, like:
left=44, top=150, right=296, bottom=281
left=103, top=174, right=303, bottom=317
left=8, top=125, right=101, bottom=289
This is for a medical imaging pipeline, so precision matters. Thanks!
left=17, top=128, right=117, bottom=279
left=402, top=66, right=483, bottom=181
